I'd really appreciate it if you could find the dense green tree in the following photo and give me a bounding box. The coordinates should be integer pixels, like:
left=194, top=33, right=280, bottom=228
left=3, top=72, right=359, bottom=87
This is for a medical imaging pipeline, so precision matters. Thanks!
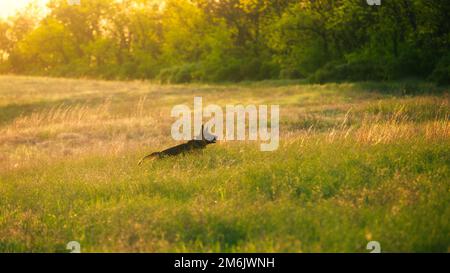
left=0, top=0, right=448, bottom=83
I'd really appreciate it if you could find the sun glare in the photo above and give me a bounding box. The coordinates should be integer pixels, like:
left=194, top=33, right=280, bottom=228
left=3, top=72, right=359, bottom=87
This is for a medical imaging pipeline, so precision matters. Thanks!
left=0, top=0, right=49, bottom=19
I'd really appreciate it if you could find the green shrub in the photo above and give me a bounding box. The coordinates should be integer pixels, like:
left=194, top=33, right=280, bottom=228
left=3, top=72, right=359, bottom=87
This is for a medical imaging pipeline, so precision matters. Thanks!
left=279, top=67, right=303, bottom=79
left=309, top=59, right=385, bottom=83
left=207, top=58, right=243, bottom=82
left=429, top=53, right=450, bottom=86
left=174, top=63, right=197, bottom=83
left=157, top=67, right=177, bottom=84
left=157, top=63, right=204, bottom=84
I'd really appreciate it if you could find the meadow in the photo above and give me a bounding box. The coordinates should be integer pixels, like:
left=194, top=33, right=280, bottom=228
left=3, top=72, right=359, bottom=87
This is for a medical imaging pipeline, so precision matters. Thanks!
left=0, top=75, right=448, bottom=252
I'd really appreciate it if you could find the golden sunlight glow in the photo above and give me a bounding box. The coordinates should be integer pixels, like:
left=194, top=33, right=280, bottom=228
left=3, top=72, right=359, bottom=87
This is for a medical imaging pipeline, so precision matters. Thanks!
left=0, top=0, right=49, bottom=19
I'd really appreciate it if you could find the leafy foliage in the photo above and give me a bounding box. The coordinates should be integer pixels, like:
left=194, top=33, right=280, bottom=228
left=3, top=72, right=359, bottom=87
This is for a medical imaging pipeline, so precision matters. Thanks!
left=0, top=0, right=448, bottom=83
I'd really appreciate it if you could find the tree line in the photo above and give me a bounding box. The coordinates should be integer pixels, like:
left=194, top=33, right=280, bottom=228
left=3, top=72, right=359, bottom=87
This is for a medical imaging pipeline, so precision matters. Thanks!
left=0, top=0, right=449, bottom=84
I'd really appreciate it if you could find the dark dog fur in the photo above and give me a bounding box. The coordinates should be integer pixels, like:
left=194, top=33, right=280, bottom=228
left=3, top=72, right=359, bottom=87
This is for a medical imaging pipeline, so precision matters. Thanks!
left=138, top=125, right=216, bottom=165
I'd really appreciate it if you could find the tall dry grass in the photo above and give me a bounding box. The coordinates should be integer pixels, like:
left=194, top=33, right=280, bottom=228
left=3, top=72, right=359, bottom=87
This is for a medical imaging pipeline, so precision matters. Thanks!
left=0, top=76, right=448, bottom=252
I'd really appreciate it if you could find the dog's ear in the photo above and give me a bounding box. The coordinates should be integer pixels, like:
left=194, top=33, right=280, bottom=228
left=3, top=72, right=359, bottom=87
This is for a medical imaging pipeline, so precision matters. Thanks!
left=201, top=124, right=205, bottom=141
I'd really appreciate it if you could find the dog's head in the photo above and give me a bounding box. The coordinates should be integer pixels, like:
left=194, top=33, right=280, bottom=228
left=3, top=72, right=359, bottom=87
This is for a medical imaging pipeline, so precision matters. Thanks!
left=206, top=135, right=217, bottom=144
left=201, top=125, right=217, bottom=144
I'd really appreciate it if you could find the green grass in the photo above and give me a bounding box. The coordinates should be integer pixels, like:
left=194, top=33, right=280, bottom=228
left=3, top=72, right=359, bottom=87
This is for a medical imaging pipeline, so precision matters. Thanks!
left=0, top=75, right=448, bottom=252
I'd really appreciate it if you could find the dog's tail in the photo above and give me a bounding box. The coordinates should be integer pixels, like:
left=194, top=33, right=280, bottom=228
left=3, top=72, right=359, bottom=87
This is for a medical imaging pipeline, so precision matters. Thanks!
left=138, top=152, right=160, bottom=165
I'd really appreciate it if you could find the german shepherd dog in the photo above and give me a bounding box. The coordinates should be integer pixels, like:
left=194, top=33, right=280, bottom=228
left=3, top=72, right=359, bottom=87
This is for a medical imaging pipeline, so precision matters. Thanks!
left=138, top=125, right=217, bottom=165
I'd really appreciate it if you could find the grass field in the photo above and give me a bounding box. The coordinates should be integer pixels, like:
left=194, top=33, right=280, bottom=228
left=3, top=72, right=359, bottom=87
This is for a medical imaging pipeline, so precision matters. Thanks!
left=0, top=75, right=448, bottom=252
